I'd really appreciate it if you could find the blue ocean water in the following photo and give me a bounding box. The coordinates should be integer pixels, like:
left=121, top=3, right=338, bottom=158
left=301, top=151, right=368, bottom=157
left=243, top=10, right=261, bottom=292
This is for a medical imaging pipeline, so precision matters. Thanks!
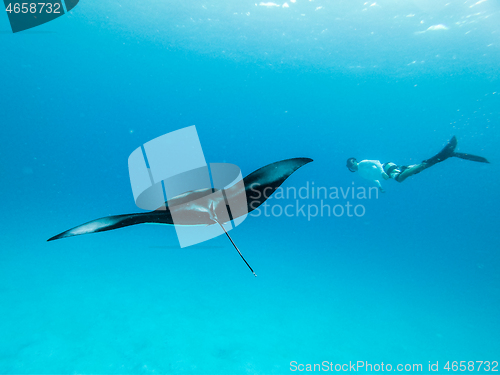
left=0, top=0, right=499, bottom=373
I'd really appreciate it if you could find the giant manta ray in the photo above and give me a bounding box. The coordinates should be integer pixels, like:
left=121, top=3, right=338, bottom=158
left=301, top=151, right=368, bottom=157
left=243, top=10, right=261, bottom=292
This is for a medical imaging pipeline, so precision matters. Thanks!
left=48, top=157, right=313, bottom=276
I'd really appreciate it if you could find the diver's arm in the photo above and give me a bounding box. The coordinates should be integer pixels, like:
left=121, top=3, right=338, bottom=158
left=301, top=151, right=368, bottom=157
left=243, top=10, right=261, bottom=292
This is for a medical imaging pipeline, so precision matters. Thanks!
left=375, top=180, right=385, bottom=193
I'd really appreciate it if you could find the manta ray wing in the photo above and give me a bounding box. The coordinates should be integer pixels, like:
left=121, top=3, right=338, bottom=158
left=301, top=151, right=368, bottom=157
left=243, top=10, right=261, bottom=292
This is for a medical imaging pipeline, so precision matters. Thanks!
left=47, top=157, right=313, bottom=241
left=47, top=212, right=174, bottom=241
left=241, top=157, right=313, bottom=214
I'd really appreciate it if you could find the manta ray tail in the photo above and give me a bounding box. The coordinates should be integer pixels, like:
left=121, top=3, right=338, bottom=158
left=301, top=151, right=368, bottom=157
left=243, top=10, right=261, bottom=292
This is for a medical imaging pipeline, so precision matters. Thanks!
left=215, top=220, right=257, bottom=277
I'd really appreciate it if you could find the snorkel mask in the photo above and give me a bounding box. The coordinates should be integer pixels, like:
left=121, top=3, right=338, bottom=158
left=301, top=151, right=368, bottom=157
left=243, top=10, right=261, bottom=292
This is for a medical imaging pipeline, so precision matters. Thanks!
left=346, top=157, right=357, bottom=172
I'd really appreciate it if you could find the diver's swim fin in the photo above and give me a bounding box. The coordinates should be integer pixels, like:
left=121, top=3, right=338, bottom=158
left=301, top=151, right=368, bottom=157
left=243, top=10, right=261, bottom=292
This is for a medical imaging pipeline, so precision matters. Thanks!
left=453, top=152, right=490, bottom=164
left=423, top=136, right=490, bottom=167
left=422, top=136, right=458, bottom=167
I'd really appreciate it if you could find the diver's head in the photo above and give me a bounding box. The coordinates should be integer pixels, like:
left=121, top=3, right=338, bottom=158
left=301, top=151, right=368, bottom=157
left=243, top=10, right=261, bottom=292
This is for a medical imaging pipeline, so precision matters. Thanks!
left=346, top=157, right=358, bottom=172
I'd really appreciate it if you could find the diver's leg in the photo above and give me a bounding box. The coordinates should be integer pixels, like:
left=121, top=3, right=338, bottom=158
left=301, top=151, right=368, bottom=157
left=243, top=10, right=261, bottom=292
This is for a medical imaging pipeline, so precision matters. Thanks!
left=395, top=136, right=458, bottom=182
left=394, top=163, right=428, bottom=183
